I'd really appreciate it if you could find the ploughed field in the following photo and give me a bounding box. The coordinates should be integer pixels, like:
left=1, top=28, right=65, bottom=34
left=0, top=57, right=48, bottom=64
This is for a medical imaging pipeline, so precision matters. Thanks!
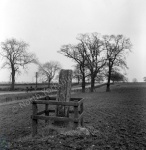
left=0, top=83, right=146, bottom=149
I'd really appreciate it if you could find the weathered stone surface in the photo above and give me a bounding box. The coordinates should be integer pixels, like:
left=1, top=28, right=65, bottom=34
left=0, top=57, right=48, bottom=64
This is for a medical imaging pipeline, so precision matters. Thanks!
left=56, top=69, right=72, bottom=117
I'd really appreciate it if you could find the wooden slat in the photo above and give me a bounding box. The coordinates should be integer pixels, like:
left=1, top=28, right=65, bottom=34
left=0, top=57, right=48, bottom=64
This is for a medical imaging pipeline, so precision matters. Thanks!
left=32, top=103, right=38, bottom=137
left=45, top=96, right=50, bottom=124
left=80, top=102, right=84, bottom=126
left=74, top=100, right=79, bottom=129
left=37, top=109, right=76, bottom=115
left=78, top=112, right=84, bottom=120
left=45, top=106, right=49, bottom=124
left=35, top=97, right=82, bottom=102
left=78, top=98, right=84, bottom=106
left=37, top=110, right=45, bottom=115
left=32, top=100, right=78, bottom=106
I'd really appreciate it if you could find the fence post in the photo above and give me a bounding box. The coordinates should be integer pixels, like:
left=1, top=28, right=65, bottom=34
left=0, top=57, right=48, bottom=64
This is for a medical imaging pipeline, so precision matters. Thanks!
left=32, top=102, right=38, bottom=137
left=80, top=102, right=84, bottom=126
left=45, top=96, right=49, bottom=124
left=74, top=100, right=79, bottom=129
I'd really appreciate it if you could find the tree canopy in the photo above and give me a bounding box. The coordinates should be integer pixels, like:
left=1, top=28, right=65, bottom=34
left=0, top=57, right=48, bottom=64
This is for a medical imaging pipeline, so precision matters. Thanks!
left=103, top=34, right=132, bottom=91
left=0, top=38, right=36, bottom=90
left=59, top=33, right=131, bottom=92
left=38, top=61, right=61, bottom=87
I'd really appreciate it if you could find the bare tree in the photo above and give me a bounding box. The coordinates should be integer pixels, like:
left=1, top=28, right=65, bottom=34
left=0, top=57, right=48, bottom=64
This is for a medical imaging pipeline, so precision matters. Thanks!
left=0, top=38, right=36, bottom=90
left=103, top=35, right=132, bottom=92
left=77, top=33, right=106, bottom=92
left=38, top=61, right=61, bottom=87
left=59, top=43, right=89, bottom=92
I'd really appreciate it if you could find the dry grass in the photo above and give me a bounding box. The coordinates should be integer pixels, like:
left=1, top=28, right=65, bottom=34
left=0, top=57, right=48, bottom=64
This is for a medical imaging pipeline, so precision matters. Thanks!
left=1, top=83, right=146, bottom=149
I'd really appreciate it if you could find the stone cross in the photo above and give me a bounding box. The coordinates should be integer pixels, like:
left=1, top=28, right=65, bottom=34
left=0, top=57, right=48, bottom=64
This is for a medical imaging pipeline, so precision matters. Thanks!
left=56, top=69, right=72, bottom=117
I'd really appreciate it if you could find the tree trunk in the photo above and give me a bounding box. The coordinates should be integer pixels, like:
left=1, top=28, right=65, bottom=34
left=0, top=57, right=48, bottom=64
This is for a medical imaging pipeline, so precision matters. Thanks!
left=90, top=75, right=95, bottom=92
left=48, top=77, right=51, bottom=88
left=81, top=74, right=85, bottom=93
left=11, top=68, right=15, bottom=91
left=106, top=63, right=112, bottom=92
left=106, top=82, right=110, bottom=92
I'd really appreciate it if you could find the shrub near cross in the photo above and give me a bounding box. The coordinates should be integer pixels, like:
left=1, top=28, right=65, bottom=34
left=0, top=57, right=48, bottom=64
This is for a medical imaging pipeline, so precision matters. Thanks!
left=31, top=69, right=84, bottom=136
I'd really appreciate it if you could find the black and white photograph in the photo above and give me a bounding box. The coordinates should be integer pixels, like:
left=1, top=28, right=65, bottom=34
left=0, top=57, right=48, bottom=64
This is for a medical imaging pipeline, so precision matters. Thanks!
left=0, top=0, right=146, bottom=149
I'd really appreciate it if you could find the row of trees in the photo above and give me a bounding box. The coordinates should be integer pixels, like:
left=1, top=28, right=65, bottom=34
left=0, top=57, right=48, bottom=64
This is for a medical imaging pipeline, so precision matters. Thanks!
left=0, top=33, right=132, bottom=92
left=59, top=33, right=132, bottom=92
left=73, top=64, right=127, bottom=84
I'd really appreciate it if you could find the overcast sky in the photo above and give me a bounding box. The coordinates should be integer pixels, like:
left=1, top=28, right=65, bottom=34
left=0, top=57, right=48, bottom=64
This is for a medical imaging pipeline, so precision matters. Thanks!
left=0, top=0, right=146, bottom=82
